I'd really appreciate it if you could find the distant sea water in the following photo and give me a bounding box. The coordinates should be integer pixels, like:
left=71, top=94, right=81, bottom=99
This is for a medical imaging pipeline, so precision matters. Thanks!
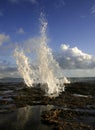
left=0, top=78, right=24, bottom=83
left=0, top=77, right=95, bottom=83
left=68, top=77, right=95, bottom=83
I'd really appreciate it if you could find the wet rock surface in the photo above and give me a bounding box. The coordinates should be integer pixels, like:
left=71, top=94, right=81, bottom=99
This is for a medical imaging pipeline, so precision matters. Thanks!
left=0, top=82, right=95, bottom=129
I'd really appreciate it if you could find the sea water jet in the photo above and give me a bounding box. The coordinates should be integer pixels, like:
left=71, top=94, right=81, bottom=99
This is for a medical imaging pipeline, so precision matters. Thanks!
left=14, top=13, right=70, bottom=97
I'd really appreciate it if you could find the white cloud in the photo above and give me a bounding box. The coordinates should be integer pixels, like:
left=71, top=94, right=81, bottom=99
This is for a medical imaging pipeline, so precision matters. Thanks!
left=91, top=5, right=95, bottom=14
left=55, top=44, right=95, bottom=69
left=61, top=44, right=69, bottom=50
left=0, top=34, right=10, bottom=46
left=16, top=27, right=25, bottom=34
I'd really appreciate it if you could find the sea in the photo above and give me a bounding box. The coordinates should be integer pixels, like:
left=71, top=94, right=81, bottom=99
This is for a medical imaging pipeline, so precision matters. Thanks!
left=0, top=77, right=95, bottom=83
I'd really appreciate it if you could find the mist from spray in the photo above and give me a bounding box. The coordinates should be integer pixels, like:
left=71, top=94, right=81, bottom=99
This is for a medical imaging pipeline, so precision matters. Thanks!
left=14, top=13, right=70, bottom=97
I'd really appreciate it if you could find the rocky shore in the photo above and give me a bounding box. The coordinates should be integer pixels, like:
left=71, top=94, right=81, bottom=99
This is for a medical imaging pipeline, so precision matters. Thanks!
left=0, top=82, right=95, bottom=129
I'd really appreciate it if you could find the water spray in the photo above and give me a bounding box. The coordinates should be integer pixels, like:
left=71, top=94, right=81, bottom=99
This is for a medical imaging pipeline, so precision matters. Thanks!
left=14, top=13, right=70, bottom=97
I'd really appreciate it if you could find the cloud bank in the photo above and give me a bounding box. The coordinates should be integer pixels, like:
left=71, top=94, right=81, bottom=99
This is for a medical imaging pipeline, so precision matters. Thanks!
left=55, top=44, right=95, bottom=69
left=0, top=66, right=18, bottom=78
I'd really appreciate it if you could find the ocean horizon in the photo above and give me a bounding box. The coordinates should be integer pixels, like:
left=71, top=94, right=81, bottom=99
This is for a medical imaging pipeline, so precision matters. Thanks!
left=0, top=77, right=95, bottom=83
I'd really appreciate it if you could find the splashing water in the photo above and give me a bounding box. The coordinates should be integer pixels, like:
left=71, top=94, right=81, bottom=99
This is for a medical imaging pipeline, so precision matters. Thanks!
left=37, top=14, right=63, bottom=96
left=14, top=48, right=33, bottom=87
left=14, top=13, right=70, bottom=97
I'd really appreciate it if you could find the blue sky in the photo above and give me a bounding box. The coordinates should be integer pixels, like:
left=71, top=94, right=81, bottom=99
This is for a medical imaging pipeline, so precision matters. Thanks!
left=0, top=0, right=95, bottom=78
